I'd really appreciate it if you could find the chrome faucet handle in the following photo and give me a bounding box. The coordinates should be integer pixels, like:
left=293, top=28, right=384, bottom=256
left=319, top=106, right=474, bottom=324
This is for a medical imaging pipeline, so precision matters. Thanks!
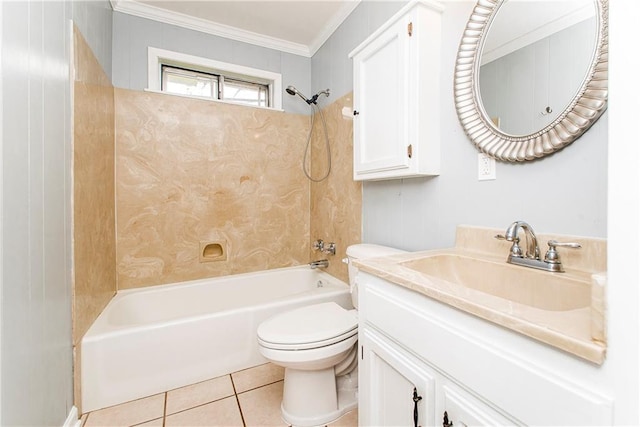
left=495, top=234, right=523, bottom=257
left=312, top=239, right=324, bottom=251
left=544, top=240, right=582, bottom=264
left=323, top=242, right=336, bottom=256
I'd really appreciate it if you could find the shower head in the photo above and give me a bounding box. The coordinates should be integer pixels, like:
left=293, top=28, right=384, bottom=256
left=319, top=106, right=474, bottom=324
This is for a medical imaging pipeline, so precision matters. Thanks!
left=286, top=85, right=331, bottom=105
left=286, top=85, right=311, bottom=103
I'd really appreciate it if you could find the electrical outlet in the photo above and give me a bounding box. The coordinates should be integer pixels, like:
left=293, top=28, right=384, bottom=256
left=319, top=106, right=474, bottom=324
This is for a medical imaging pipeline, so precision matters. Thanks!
left=478, top=153, right=496, bottom=181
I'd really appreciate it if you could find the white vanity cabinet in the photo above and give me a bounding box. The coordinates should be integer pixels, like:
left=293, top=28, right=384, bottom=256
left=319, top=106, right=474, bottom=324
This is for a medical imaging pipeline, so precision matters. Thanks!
left=359, top=327, right=436, bottom=426
left=349, top=0, right=443, bottom=181
left=360, top=326, right=517, bottom=427
left=360, top=327, right=518, bottom=426
left=358, top=272, right=615, bottom=426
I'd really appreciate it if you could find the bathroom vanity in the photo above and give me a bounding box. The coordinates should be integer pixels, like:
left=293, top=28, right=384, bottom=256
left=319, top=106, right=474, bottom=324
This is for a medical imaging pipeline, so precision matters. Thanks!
left=355, top=226, right=613, bottom=426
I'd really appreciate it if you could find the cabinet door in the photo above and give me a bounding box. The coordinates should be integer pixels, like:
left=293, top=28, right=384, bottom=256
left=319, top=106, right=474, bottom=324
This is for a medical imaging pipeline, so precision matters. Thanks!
left=353, top=14, right=411, bottom=178
left=437, top=379, right=521, bottom=427
left=360, top=328, right=436, bottom=427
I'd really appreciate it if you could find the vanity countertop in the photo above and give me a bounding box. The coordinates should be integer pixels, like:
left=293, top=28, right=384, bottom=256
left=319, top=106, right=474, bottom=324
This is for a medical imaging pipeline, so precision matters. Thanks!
left=353, top=225, right=607, bottom=364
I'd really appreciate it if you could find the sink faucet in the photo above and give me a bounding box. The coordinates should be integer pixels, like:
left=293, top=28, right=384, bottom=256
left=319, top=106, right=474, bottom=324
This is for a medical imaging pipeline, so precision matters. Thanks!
left=504, top=220, right=540, bottom=260
left=496, top=221, right=581, bottom=273
left=309, top=259, right=329, bottom=269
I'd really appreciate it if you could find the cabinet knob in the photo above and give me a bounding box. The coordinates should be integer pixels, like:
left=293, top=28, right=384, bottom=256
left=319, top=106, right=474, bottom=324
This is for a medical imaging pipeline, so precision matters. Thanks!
left=353, top=110, right=360, bottom=116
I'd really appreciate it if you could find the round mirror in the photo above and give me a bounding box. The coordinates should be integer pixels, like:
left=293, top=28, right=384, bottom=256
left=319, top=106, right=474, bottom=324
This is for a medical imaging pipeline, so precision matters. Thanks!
left=454, top=0, right=608, bottom=162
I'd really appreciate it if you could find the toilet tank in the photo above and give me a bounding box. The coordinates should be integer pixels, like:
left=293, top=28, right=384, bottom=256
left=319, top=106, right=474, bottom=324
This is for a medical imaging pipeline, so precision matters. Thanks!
left=346, top=244, right=406, bottom=309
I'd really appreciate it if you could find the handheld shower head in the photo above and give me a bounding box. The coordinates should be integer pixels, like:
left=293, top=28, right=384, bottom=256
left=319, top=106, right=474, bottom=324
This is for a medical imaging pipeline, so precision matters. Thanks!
left=286, top=85, right=311, bottom=103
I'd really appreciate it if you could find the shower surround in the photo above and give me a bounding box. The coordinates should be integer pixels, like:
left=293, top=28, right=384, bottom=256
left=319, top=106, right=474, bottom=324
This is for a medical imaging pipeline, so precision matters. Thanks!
left=115, top=89, right=361, bottom=288
left=115, top=90, right=310, bottom=288
left=72, top=26, right=117, bottom=414
left=309, top=94, right=362, bottom=283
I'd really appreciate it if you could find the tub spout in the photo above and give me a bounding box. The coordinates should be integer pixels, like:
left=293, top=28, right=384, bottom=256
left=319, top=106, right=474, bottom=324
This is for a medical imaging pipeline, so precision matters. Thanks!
left=309, top=259, right=329, bottom=269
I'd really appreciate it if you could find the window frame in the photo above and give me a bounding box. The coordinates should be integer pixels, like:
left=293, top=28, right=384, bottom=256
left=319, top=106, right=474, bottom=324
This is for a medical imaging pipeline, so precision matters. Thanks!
left=147, top=47, right=283, bottom=110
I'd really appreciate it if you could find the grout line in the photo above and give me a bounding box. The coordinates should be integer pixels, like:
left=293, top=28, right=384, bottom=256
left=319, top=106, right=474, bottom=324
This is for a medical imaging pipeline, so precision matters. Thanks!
left=163, top=395, right=237, bottom=418
left=130, top=417, right=164, bottom=427
left=163, top=373, right=230, bottom=394
left=230, top=374, right=247, bottom=427
left=163, top=392, right=167, bottom=427
left=236, top=379, right=284, bottom=395
left=231, top=362, right=270, bottom=374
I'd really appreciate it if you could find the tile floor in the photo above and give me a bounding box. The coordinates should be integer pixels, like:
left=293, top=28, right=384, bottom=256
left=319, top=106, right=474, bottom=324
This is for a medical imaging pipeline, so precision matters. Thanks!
left=80, top=363, right=358, bottom=427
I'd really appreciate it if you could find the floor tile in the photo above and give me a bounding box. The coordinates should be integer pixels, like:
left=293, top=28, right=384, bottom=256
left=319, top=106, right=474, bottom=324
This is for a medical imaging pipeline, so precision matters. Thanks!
left=166, top=375, right=235, bottom=415
left=165, top=396, right=243, bottom=427
left=237, top=381, right=287, bottom=426
left=132, top=418, right=163, bottom=427
left=328, top=409, right=358, bottom=427
left=232, top=363, right=285, bottom=393
left=84, top=394, right=165, bottom=427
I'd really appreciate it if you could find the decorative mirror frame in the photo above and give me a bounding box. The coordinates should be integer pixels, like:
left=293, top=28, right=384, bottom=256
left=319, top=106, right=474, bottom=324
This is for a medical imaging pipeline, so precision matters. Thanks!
left=454, top=0, right=608, bottom=162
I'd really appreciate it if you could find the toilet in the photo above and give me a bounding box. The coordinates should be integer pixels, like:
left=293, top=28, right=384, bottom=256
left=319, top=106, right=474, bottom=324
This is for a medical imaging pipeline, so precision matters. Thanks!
left=257, top=244, right=405, bottom=427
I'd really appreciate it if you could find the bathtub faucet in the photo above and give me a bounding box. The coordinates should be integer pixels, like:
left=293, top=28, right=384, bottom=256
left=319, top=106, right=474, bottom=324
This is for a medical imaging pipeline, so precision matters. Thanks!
left=309, top=259, right=329, bottom=269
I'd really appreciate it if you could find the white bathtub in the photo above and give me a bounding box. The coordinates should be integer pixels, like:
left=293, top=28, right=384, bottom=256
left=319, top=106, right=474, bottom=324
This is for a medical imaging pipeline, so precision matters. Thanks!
left=81, top=266, right=352, bottom=412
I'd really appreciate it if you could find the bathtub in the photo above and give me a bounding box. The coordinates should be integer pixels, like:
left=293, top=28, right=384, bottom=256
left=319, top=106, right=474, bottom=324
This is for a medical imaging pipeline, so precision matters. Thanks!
left=81, top=266, right=352, bottom=412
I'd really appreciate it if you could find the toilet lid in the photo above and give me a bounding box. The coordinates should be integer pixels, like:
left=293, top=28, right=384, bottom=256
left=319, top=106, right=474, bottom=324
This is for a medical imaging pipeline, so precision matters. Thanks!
left=257, top=302, right=357, bottom=350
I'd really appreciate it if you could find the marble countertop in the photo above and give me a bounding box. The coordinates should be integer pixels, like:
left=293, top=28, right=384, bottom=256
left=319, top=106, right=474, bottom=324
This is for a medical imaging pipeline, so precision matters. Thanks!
left=353, top=226, right=607, bottom=364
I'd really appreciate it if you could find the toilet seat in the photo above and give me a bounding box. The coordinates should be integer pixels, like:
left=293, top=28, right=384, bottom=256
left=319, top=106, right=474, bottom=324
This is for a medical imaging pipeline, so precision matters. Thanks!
left=257, top=302, right=357, bottom=351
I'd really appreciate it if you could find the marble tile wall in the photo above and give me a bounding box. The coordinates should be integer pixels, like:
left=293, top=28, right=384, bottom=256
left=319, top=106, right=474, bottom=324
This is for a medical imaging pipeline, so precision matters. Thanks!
left=115, top=90, right=314, bottom=288
left=72, top=26, right=117, bottom=411
left=310, top=94, right=362, bottom=283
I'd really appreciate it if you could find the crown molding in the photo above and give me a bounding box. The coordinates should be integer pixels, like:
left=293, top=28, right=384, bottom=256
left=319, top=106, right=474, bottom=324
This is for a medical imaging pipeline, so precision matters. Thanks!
left=308, top=0, right=361, bottom=56
left=111, top=0, right=315, bottom=57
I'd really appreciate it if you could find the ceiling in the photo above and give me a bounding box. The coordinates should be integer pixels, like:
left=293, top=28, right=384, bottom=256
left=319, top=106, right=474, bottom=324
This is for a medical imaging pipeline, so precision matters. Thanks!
left=111, top=0, right=362, bottom=57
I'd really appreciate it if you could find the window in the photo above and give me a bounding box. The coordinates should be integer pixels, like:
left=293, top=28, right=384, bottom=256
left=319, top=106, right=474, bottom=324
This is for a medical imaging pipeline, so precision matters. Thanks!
left=162, top=66, right=217, bottom=98
left=161, top=65, right=270, bottom=108
left=148, top=47, right=282, bottom=110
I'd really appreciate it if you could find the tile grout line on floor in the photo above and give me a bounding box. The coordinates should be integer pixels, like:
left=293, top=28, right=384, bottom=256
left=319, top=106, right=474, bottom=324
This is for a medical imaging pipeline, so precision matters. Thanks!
left=229, top=373, right=247, bottom=427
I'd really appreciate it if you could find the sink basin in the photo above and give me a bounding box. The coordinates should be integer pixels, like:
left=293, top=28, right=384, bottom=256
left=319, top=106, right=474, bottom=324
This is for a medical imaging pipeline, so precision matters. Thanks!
left=354, top=226, right=607, bottom=364
left=400, top=253, right=591, bottom=312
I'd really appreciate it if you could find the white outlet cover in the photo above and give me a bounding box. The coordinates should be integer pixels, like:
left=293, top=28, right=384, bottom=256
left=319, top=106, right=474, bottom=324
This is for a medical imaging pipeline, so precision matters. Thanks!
left=478, top=153, right=496, bottom=180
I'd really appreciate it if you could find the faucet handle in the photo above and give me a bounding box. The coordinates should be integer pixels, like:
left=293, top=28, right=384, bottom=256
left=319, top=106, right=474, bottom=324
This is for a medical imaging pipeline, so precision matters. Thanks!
left=323, top=242, right=337, bottom=256
left=545, top=240, right=581, bottom=264
left=313, top=239, right=324, bottom=251
left=495, top=234, right=522, bottom=257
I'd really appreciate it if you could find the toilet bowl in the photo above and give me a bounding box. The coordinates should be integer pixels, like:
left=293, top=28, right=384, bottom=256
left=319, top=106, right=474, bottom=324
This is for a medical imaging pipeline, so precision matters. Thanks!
left=257, top=244, right=405, bottom=426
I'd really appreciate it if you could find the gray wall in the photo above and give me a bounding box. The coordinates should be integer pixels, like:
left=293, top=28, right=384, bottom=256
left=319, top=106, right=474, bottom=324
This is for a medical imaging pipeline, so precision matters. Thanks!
left=0, top=1, right=112, bottom=424
left=112, top=12, right=312, bottom=115
left=73, top=1, right=113, bottom=80
left=312, top=1, right=607, bottom=250
left=311, top=1, right=406, bottom=101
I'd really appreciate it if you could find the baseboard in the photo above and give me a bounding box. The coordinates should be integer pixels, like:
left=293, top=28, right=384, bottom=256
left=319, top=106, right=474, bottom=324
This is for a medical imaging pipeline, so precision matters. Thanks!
left=63, top=406, right=82, bottom=427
